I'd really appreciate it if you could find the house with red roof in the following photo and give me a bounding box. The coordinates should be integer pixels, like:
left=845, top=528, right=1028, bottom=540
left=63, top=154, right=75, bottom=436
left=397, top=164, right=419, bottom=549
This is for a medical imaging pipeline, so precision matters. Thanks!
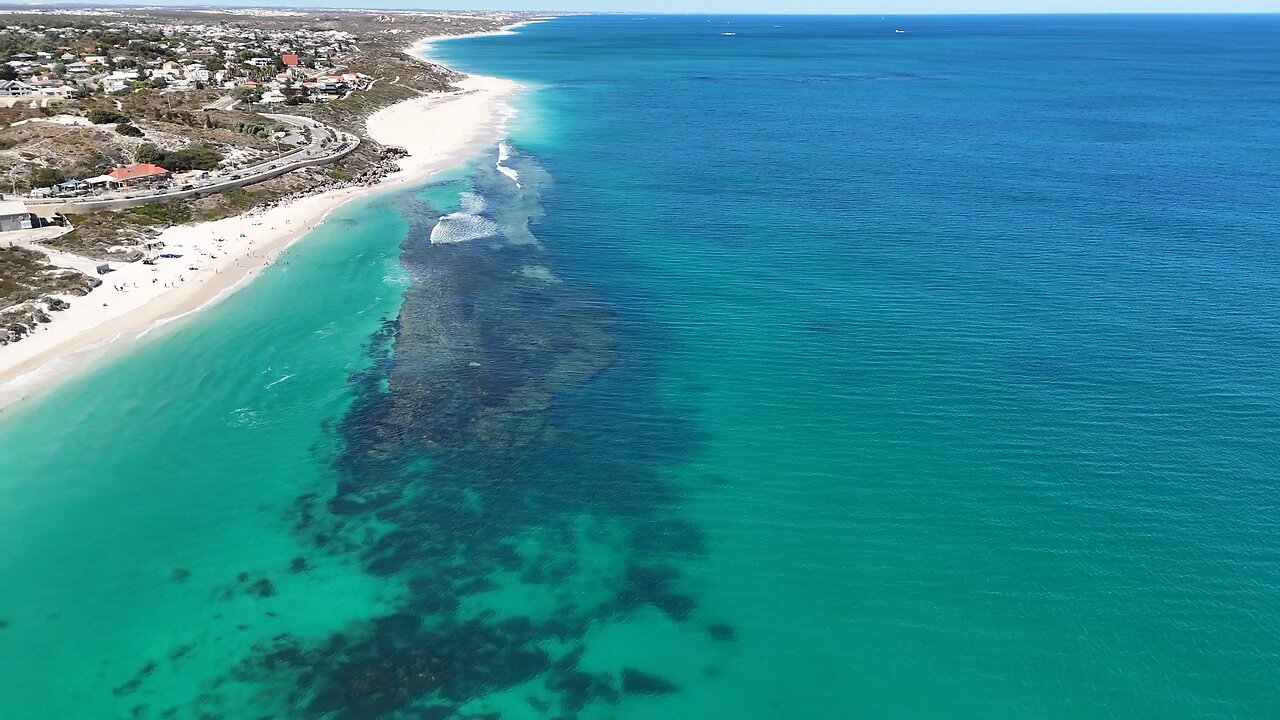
left=281, top=53, right=299, bottom=67
left=107, top=163, right=171, bottom=186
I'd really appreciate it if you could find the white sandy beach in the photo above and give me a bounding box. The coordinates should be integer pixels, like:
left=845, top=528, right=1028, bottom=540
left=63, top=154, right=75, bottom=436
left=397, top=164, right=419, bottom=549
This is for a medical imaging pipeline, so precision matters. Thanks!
left=0, top=35, right=521, bottom=411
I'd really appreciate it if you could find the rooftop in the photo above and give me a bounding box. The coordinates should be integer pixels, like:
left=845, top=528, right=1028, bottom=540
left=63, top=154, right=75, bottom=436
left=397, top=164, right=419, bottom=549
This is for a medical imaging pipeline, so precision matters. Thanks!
left=108, top=163, right=170, bottom=180
left=0, top=199, right=29, bottom=216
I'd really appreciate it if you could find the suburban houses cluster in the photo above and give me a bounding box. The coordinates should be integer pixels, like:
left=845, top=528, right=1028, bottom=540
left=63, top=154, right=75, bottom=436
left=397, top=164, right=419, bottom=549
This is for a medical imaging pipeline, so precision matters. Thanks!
left=0, top=18, right=374, bottom=104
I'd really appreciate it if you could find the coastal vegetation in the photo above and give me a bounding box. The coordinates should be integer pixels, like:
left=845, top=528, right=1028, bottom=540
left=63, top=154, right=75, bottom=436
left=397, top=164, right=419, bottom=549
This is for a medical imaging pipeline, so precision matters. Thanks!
left=0, top=246, right=97, bottom=345
left=133, top=143, right=223, bottom=171
left=87, top=109, right=130, bottom=125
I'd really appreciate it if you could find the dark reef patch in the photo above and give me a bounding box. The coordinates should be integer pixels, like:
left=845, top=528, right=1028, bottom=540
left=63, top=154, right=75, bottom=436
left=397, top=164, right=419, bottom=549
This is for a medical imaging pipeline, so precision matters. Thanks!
left=247, top=578, right=276, bottom=598
left=708, top=622, right=737, bottom=642
left=621, top=668, right=679, bottom=695
left=112, top=661, right=158, bottom=697
left=169, top=642, right=197, bottom=663
left=222, top=145, right=711, bottom=717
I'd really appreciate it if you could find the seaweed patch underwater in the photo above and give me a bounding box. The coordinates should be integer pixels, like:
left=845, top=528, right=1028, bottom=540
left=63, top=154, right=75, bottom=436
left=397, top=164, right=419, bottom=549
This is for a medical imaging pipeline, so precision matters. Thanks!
left=223, top=146, right=724, bottom=719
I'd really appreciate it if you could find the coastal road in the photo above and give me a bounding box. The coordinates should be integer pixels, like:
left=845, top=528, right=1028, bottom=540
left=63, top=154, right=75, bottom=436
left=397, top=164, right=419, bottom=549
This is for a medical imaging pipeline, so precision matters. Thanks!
left=202, top=96, right=240, bottom=111
left=28, top=114, right=360, bottom=215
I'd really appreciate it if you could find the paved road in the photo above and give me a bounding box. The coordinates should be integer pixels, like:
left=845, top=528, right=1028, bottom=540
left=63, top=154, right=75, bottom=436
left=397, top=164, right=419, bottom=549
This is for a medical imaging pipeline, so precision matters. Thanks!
left=203, top=96, right=240, bottom=112
left=29, top=114, right=360, bottom=215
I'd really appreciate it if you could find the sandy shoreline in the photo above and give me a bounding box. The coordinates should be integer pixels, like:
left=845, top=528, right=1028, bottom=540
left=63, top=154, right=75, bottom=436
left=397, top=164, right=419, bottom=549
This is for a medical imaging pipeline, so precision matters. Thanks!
left=0, top=28, right=528, bottom=412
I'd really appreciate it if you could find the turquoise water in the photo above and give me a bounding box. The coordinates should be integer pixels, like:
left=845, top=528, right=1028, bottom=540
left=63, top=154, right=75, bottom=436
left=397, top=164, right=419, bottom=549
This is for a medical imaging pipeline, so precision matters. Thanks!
left=4, top=14, right=1280, bottom=719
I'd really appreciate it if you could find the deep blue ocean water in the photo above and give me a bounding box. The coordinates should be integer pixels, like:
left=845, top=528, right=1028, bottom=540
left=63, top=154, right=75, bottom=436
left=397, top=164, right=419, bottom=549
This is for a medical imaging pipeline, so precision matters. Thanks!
left=2, top=14, right=1280, bottom=719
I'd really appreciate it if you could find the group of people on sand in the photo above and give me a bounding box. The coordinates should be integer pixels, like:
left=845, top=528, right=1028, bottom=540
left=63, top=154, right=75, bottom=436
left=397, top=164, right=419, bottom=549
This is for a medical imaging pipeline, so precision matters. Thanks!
left=95, top=213, right=319, bottom=308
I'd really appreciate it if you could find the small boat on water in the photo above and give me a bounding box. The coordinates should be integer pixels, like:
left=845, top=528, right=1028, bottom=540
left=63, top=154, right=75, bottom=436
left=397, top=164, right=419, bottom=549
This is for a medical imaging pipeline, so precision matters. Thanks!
left=894, top=29, right=907, bottom=33
left=722, top=32, right=736, bottom=36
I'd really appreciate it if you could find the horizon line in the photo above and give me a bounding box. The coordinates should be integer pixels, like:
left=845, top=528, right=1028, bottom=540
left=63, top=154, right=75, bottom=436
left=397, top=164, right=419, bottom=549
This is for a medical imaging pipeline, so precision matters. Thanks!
left=5, top=4, right=1280, bottom=15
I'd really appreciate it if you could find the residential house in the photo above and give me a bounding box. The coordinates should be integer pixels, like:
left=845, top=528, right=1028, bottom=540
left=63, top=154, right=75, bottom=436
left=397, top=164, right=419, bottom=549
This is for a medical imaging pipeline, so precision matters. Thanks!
left=0, top=80, right=37, bottom=96
left=304, top=75, right=348, bottom=99
left=101, top=70, right=139, bottom=93
left=184, top=64, right=210, bottom=83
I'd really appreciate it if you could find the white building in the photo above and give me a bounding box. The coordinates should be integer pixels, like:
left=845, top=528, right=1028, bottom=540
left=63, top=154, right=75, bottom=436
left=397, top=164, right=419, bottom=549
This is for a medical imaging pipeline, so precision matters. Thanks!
left=101, top=71, right=139, bottom=93
left=0, top=80, right=37, bottom=96
left=0, top=200, right=34, bottom=232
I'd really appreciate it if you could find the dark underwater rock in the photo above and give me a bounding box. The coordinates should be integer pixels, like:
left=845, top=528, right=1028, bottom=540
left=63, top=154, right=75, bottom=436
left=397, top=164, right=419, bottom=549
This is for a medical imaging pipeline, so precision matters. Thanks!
left=216, top=146, right=711, bottom=718
left=247, top=578, right=276, bottom=598
left=621, top=668, right=679, bottom=695
left=708, top=623, right=737, bottom=642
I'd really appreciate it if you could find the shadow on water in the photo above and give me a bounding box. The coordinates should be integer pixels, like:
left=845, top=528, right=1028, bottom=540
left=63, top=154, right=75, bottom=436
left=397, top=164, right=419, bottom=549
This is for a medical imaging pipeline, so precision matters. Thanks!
left=220, top=146, right=716, bottom=719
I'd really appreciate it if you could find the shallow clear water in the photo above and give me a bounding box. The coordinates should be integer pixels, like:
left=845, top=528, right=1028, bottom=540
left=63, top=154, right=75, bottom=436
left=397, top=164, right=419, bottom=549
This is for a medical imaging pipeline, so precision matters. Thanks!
left=3, top=14, right=1280, bottom=719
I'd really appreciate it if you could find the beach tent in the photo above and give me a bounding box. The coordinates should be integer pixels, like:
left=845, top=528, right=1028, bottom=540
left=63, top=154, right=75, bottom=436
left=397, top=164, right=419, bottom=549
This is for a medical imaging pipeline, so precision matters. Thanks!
left=56, top=178, right=82, bottom=189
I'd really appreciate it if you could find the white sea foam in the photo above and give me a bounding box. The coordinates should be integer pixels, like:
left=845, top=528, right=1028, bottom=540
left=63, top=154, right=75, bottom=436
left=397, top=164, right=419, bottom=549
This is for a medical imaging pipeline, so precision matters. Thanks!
left=264, top=373, right=294, bottom=390
left=496, top=141, right=521, bottom=187
left=430, top=194, right=499, bottom=244
left=459, top=192, right=487, bottom=214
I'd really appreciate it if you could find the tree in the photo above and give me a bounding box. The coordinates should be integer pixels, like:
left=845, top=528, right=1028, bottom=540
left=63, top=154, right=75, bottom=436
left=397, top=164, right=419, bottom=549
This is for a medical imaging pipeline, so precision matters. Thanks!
left=0, top=66, right=16, bottom=81
left=29, top=166, right=64, bottom=188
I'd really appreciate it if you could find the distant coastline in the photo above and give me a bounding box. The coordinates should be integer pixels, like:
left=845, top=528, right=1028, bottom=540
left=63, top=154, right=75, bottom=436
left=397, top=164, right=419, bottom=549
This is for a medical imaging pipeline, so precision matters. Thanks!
left=0, top=20, right=543, bottom=412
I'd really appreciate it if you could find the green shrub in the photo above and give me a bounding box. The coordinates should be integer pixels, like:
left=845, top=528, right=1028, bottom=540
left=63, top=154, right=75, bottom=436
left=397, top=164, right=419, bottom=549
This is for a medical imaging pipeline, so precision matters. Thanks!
left=125, top=201, right=193, bottom=225
left=134, top=143, right=223, bottom=172
left=87, top=109, right=129, bottom=125
left=115, top=122, right=143, bottom=137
